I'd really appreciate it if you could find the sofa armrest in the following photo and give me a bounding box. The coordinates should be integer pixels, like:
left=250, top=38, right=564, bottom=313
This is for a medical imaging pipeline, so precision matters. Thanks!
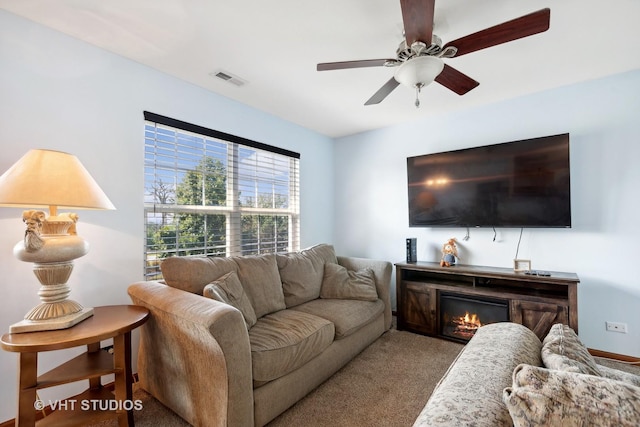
left=337, top=256, right=392, bottom=330
left=128, top=281, right=253, bottom=427
left=413, top=322, right=542, bottom=427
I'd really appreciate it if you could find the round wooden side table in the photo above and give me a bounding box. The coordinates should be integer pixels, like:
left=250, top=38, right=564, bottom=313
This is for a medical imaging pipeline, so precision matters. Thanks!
left=1, top=305, right=149, bottom=427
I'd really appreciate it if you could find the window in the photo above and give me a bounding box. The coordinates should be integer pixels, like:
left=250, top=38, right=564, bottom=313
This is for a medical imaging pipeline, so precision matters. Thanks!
left=143, top=112, right=300, bottom=280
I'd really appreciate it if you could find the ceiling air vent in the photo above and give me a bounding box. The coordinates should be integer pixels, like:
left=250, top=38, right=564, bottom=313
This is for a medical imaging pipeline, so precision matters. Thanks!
left=210, top=69, right=247, bottom=87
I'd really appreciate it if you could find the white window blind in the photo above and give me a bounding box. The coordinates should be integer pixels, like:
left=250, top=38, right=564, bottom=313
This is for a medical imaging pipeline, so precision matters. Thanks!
left=143, top=112, right=300, bottom=280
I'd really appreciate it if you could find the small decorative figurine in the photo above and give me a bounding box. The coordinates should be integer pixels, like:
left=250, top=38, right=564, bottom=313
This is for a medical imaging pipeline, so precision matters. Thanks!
left=440, top=238, right=458, bottom=267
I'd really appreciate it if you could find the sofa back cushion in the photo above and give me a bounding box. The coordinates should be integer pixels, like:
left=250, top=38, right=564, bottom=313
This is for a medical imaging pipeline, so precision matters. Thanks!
left=277, top=244, right=338, bottom=307
left=161, top=256, right=238, bottom=295
left=541, top=323, right=601, bottom=376
left=234, top=253, right=286, bottom=318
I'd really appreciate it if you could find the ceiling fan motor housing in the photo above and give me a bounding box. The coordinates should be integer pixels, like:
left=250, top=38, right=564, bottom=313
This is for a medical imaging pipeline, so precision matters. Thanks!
left=396, top=37, right=443, bottom=62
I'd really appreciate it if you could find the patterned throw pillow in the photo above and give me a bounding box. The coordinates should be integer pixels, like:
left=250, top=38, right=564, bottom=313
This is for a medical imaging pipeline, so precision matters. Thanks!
left=504, top=364, right=640, bottom=427
left=320, top=263, right=378, bottom=301
left=203, top=271, right=257, bottom=329
left=541, top=323, right=601, bottom=376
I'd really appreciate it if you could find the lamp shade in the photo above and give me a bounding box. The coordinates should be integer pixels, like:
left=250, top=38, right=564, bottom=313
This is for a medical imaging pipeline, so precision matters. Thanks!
left=0, top=149, right=115, bottom=210
left=394, top=56, right=445, bottom=88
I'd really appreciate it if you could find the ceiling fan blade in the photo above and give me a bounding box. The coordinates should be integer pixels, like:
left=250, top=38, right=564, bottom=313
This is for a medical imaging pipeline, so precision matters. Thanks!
left=365, top=78, right=401, bottom=105
left=443, top=8, right=550, bottom=57
left=400, top=0, right=435, bottom=45
left=435, top=64, right=479, bottom=95
left=317, top=59, right=391, bottom=71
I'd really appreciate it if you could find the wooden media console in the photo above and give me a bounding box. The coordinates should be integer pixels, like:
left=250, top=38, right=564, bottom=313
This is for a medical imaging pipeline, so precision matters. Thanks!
left=395, top=262, right=579, bottom=341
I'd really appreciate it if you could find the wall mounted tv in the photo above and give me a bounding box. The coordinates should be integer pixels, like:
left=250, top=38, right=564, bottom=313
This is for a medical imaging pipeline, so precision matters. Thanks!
left=407, top=133, right=571, bottom=228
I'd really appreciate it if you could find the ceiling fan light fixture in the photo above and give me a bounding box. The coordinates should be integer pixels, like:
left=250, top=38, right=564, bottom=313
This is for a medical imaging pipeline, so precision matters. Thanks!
left=394, top=56, right=444, bottom=89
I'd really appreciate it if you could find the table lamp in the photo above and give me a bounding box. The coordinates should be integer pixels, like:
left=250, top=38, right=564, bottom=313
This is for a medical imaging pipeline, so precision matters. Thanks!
left=0, top=149, right=115, bottom=333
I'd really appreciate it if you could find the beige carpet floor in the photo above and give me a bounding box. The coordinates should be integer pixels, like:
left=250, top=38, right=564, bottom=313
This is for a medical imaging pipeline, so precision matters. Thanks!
left=93, top=327, right=464, bottom=427
left=266, top=328, right=464, bottom=427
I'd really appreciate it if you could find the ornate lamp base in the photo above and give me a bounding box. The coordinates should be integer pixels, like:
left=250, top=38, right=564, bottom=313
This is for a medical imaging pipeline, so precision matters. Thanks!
left=12, top=215, right=94, bottom=334
left=9, top=258, right=95, bottom=333
left=10, top=307, right=94, bottom=333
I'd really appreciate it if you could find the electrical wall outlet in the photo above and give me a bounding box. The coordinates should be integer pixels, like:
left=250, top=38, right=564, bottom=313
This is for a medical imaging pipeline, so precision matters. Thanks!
left=605, top=321, right=628, bottom=333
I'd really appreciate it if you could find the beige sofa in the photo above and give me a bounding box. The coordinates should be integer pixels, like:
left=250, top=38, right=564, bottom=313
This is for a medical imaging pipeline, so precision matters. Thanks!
left=414, top=322, right=640, bottom=426
left=128, top=244, right=392, bottom=427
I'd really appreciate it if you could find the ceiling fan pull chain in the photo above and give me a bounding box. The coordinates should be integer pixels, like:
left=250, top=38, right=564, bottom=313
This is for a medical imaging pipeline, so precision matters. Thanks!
left=415, top=84, right=422, bottom=108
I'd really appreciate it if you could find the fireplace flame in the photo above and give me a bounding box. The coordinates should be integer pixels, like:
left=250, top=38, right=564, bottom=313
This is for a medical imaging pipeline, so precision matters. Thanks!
left=462, top=312, right=481, bottom=327
left=451, top=312, right=482, bottom=338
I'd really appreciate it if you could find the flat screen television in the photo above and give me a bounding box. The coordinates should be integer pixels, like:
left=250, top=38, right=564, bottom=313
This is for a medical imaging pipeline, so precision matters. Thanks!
left=407, top=133, right=571, bottom=228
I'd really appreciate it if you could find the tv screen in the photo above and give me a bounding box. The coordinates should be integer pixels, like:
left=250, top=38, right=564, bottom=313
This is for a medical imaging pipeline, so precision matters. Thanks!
left=407, top=134, right=571, bottom=228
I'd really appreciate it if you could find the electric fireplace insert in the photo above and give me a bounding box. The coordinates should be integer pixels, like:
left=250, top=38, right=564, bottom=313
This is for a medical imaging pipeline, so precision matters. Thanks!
left=439, top=293, right=509, bottom=342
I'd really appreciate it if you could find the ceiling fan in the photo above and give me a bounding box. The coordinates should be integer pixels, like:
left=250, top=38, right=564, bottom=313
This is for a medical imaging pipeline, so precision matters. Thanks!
left=317, top=0, right=550, bottom=107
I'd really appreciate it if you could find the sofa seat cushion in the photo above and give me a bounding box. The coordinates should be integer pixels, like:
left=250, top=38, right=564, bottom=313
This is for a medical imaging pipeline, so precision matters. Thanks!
left=249, top=309, right=335, bottom=384
left=291, top=298, right=384, bottom=339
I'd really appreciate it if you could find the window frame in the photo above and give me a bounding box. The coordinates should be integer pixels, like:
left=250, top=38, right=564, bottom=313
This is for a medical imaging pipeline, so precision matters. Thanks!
left=143, top=112, right=300, bottom=279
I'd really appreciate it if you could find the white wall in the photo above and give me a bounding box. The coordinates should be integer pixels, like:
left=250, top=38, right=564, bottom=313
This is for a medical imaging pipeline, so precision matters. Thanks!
left=333, top=69, right=640, bottom=358
left=0, top=11, right=333, bottom=422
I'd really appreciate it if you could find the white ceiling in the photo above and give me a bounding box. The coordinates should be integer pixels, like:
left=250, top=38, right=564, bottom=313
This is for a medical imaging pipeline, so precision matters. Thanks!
left=2, top=0, right=640, bottom=138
